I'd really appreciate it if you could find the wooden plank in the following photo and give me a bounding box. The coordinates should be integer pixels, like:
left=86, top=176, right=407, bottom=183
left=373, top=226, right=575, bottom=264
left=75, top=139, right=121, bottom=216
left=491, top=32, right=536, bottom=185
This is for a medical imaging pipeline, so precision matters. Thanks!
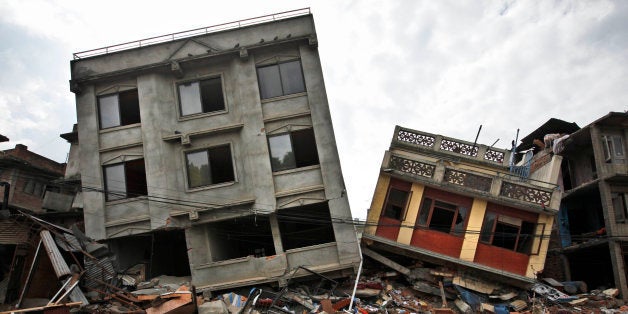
left=361, top=247, right=411, bottom=275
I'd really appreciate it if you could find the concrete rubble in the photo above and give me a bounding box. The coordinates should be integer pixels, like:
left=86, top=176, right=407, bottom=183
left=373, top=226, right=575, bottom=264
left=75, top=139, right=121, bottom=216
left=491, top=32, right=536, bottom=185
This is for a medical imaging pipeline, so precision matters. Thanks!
left=1, top=214, right=626, bottom=313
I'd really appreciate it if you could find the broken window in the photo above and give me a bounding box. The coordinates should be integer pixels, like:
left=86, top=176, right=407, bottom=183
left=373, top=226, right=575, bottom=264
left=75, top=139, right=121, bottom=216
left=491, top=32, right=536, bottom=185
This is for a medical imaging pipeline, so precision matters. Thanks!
left=612, top=193, right=628, bottom=223
left=278, top=202, right=336, bottom=250
left=23, top=179, right=44, bottom=197
left=257, top=60, right=306, bottom=99
left=178, top=77, right=225, bottom=116
left=416, top=197, right=468, bottom=235
left=602, top=135, right=625, bottom=163
left=268, top=128, right=319, bottom=172
left=480, top=212, right=540, bottom=254
left=185, top=145, right=235, bottom=188
left=206, top=215, right=275, bottom=262
left=98, top=89, right=141, bottom=129
left=382, top=188, right=410, bottom=221
left=103, top=159, right=148, bottom=201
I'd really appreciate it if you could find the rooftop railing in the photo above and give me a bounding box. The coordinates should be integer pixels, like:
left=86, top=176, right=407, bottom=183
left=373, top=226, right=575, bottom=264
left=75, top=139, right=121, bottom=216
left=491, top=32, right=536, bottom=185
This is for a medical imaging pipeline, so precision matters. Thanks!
left=394, top=126, right=508, bottom=164
left=73, top=8, right=311, bottom=60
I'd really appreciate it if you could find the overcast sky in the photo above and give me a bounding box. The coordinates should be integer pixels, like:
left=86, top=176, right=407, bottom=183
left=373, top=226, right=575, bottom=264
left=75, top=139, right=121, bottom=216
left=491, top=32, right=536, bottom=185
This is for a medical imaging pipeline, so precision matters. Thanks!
left=0, top=1, right=626, bottom=219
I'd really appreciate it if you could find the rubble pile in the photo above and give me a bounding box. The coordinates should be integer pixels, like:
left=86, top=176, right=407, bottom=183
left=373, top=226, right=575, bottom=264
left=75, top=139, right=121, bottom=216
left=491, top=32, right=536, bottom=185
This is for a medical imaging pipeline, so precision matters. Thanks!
left=1, top=214, right=626, bottom=313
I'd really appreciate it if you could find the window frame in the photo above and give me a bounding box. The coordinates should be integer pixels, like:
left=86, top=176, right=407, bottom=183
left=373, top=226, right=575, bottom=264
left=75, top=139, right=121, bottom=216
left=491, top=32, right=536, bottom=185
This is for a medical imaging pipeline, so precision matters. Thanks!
left=257, top=59, right=306, bottom=100
left=23, top=179, right=45, bottom=198
left=602, top=135, right=625, bottom=163
left=612, top=192, right=628, bottom=223
left=103, top=158, right=148, bottom=202
left=176, top=75, right=227, bottom=118
left=267, top=128, right=319, bottom=173
left=479, top=211, right=543, bottom=255
left=184, top=144, right=236, bottom=190
left=416, top=197, right=468, bottom=236
left=97, top=89, right=141, bottom=130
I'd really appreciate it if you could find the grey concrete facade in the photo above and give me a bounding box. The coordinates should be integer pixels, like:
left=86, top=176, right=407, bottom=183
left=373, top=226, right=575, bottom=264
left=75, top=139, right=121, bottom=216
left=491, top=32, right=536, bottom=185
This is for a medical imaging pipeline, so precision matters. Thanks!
left=68, top=13, right=360, bottom=291
left=554, top=112, right=628, bottom=300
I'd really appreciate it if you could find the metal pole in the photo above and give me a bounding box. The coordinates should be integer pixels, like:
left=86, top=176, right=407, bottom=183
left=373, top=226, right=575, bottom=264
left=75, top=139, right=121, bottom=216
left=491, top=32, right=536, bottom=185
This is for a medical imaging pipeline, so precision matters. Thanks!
left=348, top=228, right=363, bottom=312
left=16, top=240, right=43, bottom=309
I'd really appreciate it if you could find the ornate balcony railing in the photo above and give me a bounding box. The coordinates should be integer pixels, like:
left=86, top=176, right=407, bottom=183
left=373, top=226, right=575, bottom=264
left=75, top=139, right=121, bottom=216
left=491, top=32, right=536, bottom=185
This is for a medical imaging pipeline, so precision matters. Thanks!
left=396, top=130, right=435, bottom=148
left=499, top=181, right=552, bottom=207
left=387, top=153, right=557, bottom=210
left=389, top=155, right=435, bottom=178
left=443, top=168, right=492, bottom=192
left=394, top=127, right=507, bottom=164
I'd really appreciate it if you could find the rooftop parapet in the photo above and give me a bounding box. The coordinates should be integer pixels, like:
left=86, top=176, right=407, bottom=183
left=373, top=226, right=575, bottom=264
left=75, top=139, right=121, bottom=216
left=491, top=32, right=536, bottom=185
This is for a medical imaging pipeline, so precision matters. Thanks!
left=386, top=126, right=562, bottom=214
left=72, top=8, right=311, bottom=60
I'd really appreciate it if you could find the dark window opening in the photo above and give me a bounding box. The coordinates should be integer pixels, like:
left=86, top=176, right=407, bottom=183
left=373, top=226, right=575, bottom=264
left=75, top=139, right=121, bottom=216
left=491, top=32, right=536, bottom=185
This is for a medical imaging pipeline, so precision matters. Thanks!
left=98, top=89, right=140, bottom=129
left=382, top=188, right=409, bottom=220
left=178, top=77, right=225, bottom=116
left=206, top=215, right=275, bottom=262
left=480, top=211, right=540, bottom=254
left=268, top=128, right=319, bottom=172
left=108, top=230, right=191, bottom=278
left=278, top=202, right=336, bottom=250
left=416, top=197, right=468, bottom=235
left=493, top=222, right=519, bottom=250
left=257, top=60, right=306, bottom=99
left=103, top=158, right=147, bottom=201
left=186, top=145, right=235, bottom=188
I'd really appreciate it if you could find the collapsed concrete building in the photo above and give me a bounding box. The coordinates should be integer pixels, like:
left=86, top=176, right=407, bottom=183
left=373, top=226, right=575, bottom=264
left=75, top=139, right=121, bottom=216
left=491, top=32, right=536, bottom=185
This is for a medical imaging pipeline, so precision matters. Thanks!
left=534, top=112, right=628, bottom=301
left=66, top=9, right=360, bottom=292
left=363, top=125, right=563, bottom=289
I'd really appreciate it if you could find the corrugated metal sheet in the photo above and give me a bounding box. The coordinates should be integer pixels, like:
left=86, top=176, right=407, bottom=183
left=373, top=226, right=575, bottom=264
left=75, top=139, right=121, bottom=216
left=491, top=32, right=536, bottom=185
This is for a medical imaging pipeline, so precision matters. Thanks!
left=0, top=219, right=30, bottom=244
left=41, top=230, right=72, bottom=279
left=84, top=256, right=115, bottom=288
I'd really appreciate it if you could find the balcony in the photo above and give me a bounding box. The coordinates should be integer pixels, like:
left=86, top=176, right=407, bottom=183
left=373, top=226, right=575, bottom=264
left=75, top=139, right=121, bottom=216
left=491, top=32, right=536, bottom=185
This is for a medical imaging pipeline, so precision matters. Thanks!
left=386, top=127, right=561, bottom=213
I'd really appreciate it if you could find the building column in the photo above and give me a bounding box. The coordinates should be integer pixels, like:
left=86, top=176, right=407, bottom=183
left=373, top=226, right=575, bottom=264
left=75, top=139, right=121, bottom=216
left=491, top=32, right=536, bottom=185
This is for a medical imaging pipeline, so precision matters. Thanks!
left=609, top=241, right=628, bottom=301
left=526, top=214, right=554, bottom=278
left=364, top=175, right=391, bottom=235
left=396, top=183, right=425, bottom=245
left=459, top=198, right=487, bottom=261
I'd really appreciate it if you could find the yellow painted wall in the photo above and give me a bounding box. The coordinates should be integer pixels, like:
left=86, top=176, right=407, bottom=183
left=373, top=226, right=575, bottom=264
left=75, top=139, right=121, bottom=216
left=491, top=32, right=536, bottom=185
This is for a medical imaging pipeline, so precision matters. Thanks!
left=526, top=213, right=555, bottom=277
left=459, top=198, right=488, bottom=261
left=364, top=175, right=391, bottom=235
left=396, top=183, right=425, bottom=245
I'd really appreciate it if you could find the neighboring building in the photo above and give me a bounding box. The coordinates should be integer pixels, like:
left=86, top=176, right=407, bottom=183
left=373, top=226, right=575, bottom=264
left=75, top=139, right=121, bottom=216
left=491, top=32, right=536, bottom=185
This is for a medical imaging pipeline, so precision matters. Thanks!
left=0, top=144, right=69, bottom=304
left=67, top=9, right=360, bottom=291
left=0, top=144, right=66, bottom=213
left=541, top=112, right=628, bottom=300
left=363, top=125, right=563, bottom=287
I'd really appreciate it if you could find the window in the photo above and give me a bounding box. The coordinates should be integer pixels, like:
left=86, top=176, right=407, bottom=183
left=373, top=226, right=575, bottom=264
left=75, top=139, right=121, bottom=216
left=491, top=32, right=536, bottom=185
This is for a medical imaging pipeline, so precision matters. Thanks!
left=257, top=60, right=306, bottom=99
left=177, top=77, right=225, bottom=116
left=278, top=202, right=336, bottom=250
left=602, top=135, right=625, bottom=163
left=185, top=145, right=235, bottom=188
left=103, top=159, right=147, bottom=201
left=98, top=89, right=141, bottom=129
left=23, top=180, right=44, bottom=197
left=416, top=197, right=468, bottom=235
left=612, top=193, right=628, bottom=223
left=480, top=212, right=539, bottom=254
left=268, top=128, right=319, bottom=172
left=103, top=159, right=148, bottom=201
left=382, top=188, right=410, bottom=220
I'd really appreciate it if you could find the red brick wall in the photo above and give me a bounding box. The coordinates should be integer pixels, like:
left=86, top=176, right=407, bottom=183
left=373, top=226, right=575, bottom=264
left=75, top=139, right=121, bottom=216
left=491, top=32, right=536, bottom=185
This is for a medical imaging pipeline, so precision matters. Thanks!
left=0, top=144, right=66, bottom=212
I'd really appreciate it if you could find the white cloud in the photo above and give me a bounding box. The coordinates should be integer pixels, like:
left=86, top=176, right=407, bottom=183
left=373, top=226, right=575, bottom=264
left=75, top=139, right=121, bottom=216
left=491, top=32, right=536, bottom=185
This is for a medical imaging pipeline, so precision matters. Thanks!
left=0, top=0, right=626, bottom=219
